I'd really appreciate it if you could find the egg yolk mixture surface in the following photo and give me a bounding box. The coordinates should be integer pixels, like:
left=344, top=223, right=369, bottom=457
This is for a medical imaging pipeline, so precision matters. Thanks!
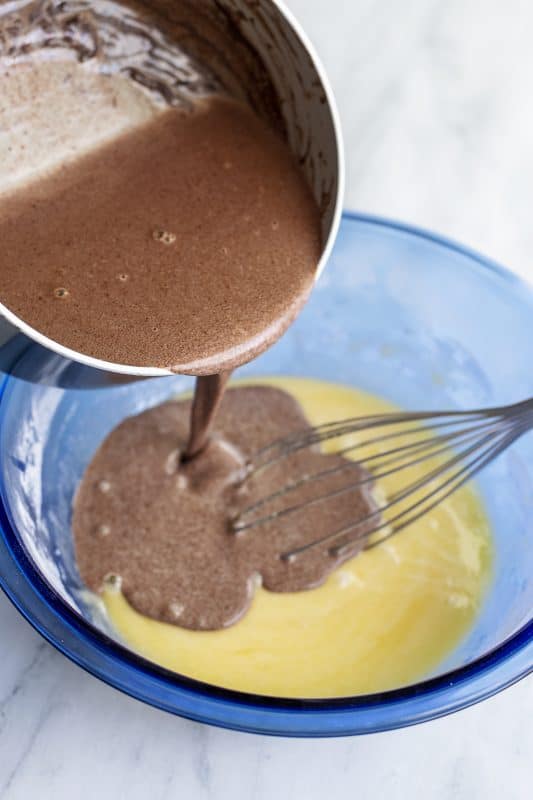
left=101, top=378, right=493, bottom=698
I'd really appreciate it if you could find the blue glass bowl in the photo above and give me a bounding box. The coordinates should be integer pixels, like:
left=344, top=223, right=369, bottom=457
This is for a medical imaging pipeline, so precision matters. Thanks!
left=0, top=212, right=531, bottom=736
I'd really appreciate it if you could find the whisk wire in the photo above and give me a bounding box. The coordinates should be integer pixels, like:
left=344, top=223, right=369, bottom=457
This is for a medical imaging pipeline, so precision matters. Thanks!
left=234, top=416, right=512, bottom=534
left=250, top=406, right=504, bottom=468
left=339, top=425, right=525, bottom=556
left=233, top=399, right=532, bottom=563
left=282, top=426, right=521, bottom=561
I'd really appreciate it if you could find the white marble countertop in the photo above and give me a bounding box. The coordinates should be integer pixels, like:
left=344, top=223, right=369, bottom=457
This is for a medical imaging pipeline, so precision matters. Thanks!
left=1, top=1, right=532, bottom=797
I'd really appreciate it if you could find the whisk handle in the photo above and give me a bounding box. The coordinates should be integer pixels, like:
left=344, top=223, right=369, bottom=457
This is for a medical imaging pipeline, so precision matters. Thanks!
left=506, top=397, right=533, bottom=427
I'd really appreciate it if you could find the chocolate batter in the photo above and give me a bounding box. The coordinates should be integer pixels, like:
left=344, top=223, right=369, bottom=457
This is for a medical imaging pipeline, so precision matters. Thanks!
left=0, top=96, right=320, bottom=372
left=1, top=2, right=354, bottom=632
left=73, top=386, right=377, bottom=630
left=186, top=373, right=231, bottom=459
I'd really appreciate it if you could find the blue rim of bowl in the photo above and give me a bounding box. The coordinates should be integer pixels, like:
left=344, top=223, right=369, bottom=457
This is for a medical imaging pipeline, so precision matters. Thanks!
left=0, top=211, right=531, bottom=737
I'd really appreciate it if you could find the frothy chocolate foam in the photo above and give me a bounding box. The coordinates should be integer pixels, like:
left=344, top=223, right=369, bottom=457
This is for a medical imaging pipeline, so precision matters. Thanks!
left=0, top=1, right=320, bottom=372
left=0, top=97, right=320, bottom=371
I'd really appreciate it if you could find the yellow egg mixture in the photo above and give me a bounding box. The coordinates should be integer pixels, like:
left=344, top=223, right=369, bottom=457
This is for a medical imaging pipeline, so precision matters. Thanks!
left=102, top=378, right=493, bottom=698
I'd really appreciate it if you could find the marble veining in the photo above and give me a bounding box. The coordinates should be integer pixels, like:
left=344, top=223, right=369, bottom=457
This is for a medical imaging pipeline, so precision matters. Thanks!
left=0, top=1, right=532, bottom=798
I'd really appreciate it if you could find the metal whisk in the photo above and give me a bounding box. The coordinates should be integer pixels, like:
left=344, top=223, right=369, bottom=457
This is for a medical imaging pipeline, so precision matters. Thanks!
left=232, top=398, right=533, bottom=561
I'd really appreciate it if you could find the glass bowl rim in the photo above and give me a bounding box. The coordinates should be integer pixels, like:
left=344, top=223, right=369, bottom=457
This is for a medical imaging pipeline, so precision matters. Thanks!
left=0, top=210, right=531, bottom=736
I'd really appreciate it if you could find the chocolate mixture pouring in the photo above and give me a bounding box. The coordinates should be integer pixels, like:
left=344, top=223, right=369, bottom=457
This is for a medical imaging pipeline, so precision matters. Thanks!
left=0, top=0, right=320, bottom=373
left=0, top=1, right=374, bottom=633
left=73, top=386, right=377, bottom=631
